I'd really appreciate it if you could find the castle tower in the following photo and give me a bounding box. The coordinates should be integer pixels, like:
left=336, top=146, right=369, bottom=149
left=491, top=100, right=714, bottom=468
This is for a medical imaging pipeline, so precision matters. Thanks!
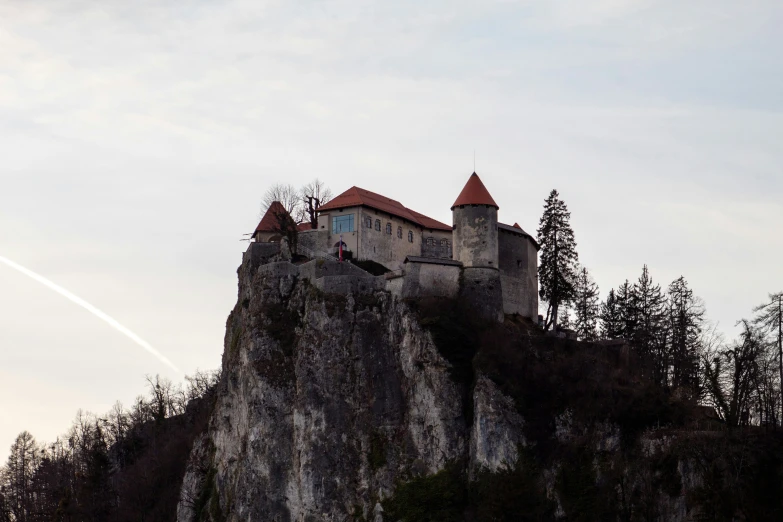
left=452, top=172, right=503, bottom=322
left=451, top=172, right=499, bottom=268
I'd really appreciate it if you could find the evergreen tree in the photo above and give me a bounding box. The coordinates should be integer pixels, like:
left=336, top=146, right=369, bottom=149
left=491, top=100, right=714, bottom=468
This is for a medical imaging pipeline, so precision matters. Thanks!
left=753, top=292, right=783, bottom=421
left=632, top=266, right=667, bottom=385
left=537, top=189, right=579, bottom=332
left=600, top=289, right=623, bottom=340
left=573, top=266, right=600, bottom=341
left=667, top=276, right=705, bottom=395
left=615, top=280, right=638, bottom=340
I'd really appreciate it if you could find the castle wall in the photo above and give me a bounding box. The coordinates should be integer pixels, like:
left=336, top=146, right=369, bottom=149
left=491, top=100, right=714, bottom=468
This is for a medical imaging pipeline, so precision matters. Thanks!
left=298, top=257, right=372, bottom=282
left=396, top=261, right=460, bottom=299
left=358, top=208, right=421, bottom=269
left=452, top=206, right=498, bottom=269
left=460, top=267, right=503, bottom=322
left=498, top=230, right=539, bottom=320
left=297, top=229, right=329, bottom=257
left=420, top=229, right=453, bottom=259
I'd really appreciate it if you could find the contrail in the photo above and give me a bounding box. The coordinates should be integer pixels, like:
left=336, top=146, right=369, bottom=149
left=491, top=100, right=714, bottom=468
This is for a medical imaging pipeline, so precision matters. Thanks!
left=0, top=255, right=180, bottom=373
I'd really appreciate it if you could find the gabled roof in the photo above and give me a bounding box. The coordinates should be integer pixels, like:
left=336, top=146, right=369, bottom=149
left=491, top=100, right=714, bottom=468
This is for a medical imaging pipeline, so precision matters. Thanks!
left=317, top=186, right=451, bottom=231
left=253, top=201, right=290, bottom=237
left=451, top=172, right=499, bottom=210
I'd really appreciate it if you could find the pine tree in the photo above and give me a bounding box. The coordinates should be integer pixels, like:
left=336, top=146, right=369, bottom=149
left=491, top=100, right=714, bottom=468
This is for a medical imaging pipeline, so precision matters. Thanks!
left=600, top=289, right=624, bottom=340
left=667, top=276, right=705, bottom=395
left=632, top=266, right=668, bottom=385
left=537, top=189, right=579, bottom=332
left=573, top=266, right=600, bottom=341
left=753, top=292, right=783, bottom=421
left=615, top=280, right=638, bottom=340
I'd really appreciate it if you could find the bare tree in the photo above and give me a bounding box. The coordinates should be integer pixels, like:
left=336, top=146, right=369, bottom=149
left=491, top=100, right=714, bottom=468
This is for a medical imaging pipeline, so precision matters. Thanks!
left=184, top=369, right=221, bottom=401
left=702, top=320, right=765, bottom=427
left=3, top=431, right=39, bottom=522
left=262, top=183, right=302, bottom=221
left=106, top=401, right=129, bottom=448
left=753, top=292, right=783, bottom=421
left=300, top=178, right=333, bottom=229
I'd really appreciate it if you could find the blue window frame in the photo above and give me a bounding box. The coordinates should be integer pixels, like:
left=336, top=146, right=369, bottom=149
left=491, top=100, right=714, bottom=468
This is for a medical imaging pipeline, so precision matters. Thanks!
left=332, top=214, right=354, bottom=233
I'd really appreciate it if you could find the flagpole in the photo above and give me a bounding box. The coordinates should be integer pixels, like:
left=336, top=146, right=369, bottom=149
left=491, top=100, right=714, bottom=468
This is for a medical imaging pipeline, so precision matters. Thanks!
left=339, top=234, right=343, bottom=262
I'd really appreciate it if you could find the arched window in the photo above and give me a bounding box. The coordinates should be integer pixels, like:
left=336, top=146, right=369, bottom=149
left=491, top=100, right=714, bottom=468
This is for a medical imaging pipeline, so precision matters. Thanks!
left=426, top=237, right=435, bottom=245
left=365, top=216, right=372, bottom=228
left=408, top=231, right=414, bottom=243
left=375, top=219, right=381, bottom=231
left=440, top=239, right=448, bottom=246
left=386, top=223, right=392, bottom=234
left=397, top=226, right=402, bottom=238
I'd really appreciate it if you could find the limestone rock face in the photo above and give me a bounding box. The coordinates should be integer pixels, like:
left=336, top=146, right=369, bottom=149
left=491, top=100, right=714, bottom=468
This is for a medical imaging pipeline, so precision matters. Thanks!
left=176, top=252, right=715, bottom=522
left=469, top=375, right=525, bottom=474
left=177, top=254, right=479, bottom=521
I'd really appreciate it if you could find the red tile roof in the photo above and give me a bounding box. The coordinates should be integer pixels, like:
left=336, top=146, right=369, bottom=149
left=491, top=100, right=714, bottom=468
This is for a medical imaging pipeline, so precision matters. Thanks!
left=253, top=201, right=291, bottom=237
left=451, top=172, right=498, bottom=210
left=406, top=208, right=451, bottom=231
left=297, top=222, right=314, bottom=232
left=317, top=186, right=451, bottom=231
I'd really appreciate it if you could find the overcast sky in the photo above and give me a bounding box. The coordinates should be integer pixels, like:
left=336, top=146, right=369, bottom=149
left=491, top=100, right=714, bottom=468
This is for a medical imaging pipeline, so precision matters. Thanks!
left=1, top=0, right=782, bottom=461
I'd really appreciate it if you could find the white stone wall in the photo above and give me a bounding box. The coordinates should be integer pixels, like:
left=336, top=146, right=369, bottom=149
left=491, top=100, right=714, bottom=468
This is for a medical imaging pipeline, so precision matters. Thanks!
left=358, top=209, right=422, bottom=269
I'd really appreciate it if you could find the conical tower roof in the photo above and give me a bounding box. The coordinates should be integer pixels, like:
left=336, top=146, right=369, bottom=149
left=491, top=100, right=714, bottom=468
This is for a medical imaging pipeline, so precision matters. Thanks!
left=253, top=201, right=290, bottom=236
left=451, top=172, right=499, bottom=210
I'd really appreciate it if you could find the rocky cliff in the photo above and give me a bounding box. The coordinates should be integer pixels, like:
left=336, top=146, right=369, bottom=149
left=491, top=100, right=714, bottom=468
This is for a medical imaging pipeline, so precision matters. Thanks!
left=176, top=250, right=783, bottom=522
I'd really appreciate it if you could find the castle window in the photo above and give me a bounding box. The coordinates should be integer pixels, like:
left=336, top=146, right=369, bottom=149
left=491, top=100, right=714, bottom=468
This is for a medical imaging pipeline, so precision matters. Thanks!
left=440, top=239, right=448, bottom=246
left=426, top=237, right=435, bottom=245
left=386, top=223, right=392, bottom=234
left=408, top=231, right=414, bottom=243
left=374, top=219, right=381, bottom=231
left=397, top=226, right=402, bottom=238
left=332, top=214, right=354, bottom=234
left=365, top=216, right=372, bottom=228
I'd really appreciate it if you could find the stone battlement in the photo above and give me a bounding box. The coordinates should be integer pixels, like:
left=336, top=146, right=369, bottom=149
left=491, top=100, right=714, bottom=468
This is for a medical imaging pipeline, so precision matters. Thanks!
left=244, top=242, right=476, bottom=304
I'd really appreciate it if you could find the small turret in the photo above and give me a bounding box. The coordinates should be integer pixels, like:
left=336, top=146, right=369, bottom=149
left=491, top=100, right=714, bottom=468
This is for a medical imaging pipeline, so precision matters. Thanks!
left=451, top=172, right=499, bottom=269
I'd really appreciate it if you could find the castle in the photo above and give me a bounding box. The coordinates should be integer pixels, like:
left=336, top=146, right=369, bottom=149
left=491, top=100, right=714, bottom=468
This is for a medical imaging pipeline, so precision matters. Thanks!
left=251, top=173, right=539, bottom=321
